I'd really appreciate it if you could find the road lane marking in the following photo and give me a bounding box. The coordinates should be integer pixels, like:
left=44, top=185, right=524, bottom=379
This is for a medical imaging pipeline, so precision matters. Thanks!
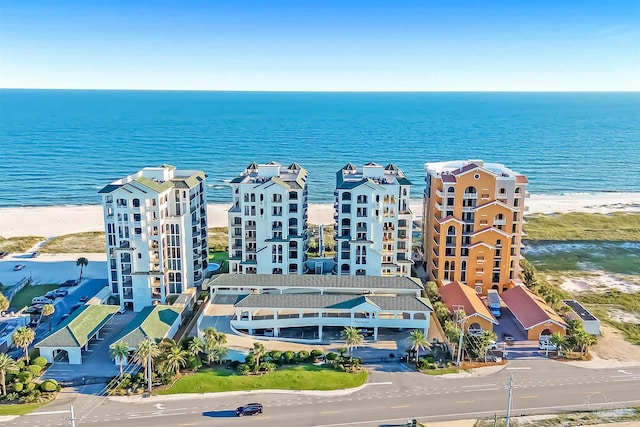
left=321, top=411, right=340, bottom=414
left=462, top=384, right=497, bottom=388
left=456, top=400, right=474, bottom=404
left=368, top=382, right=393, bottom=386
left=506, top=367, right=531, bottom=370
left=521, top=396, right=538, bottom=399
left=27, top=411, right=70, bottom=416
left=390, top=405, right=410, bottom=409
left=464, top=388, right=498, bottom=392
left=177, top=424, right=198, bottom=426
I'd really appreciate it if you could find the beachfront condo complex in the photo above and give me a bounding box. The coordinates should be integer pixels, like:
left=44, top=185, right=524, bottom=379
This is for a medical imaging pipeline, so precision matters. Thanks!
left=423, top=160, right=529, bottom=295
left=334, top=163, right=413, bottom=277
left=99, top=165, right=208, bottom=311
left=227, top=162, right=309, bottom=274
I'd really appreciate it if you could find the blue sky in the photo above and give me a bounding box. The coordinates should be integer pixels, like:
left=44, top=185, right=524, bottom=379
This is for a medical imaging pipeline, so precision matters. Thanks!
left=1, top=1, right=638, bottom=91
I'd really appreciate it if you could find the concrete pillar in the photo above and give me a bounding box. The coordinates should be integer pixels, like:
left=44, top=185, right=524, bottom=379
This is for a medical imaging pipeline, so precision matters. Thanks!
left=319, top=325, right=323, bottom=340
left=274, top=327, right=280, bottom=337
left=374, top=326, right=379, bottom=341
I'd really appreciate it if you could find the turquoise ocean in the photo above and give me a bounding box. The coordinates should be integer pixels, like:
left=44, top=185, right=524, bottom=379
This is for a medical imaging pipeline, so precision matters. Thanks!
left=0, top=90, right=638, bottom=207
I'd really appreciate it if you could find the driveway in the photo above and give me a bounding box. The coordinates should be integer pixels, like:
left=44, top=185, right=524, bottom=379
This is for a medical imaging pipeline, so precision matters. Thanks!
left=42, top=310, right=137, bottom=382
left=494, top=308, right=542, bottom=360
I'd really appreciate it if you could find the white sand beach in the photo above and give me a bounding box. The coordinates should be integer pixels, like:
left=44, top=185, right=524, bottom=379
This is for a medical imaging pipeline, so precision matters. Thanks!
left=1, top=192, right=640, bottom=239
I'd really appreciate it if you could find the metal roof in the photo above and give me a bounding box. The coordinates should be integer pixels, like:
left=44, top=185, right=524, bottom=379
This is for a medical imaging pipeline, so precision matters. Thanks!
left=207, top=274, right=423, bottom=290
left=234, top=294, right=433, bottom=312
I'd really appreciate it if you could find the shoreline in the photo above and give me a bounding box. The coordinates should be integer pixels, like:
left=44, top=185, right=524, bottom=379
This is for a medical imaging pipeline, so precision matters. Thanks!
left=1, top=192, right=640, bottom=239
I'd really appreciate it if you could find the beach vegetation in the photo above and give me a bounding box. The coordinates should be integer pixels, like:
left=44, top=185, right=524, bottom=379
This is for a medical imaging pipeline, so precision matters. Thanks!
left=0, top=292, right=9, bottom=312
left=207, top=227, right=227, bottom=251
left=0, top=236, right=45, bottom=253
left=39, top=232, right=105, bottom=253
left=12, top=327, right=35, bottom=363
left=524, top=212, right=640, bottom=242
left=577, top=291, right=640, bottom=344
left=76, top=257, right=89, bottom=281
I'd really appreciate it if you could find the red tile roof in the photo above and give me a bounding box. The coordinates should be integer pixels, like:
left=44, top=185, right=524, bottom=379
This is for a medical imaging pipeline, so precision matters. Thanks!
left=451, top=163, right=480, bottom=175
left=441, top=174, right=456, bottom=182
left=438, top=281, right=497, bottom=324
left=501, top=285, right=567, bottom=330
left=515, top=175, right=529, bottom=184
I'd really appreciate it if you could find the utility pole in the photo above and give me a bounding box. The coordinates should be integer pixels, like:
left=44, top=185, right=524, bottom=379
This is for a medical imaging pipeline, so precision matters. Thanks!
left=147, top=338, right=152, bottom=394
left=505, top=374, right=513, bottom=427
left=454, top=306, right=466, bottom=366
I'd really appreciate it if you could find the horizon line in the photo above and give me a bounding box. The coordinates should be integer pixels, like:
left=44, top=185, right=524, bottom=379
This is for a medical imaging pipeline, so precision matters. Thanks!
left=1, top=87, right=639, bottom=94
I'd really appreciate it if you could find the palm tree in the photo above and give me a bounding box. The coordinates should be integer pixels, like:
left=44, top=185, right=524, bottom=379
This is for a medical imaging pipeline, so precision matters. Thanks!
left=251, top=342, right=267, bottom=373
left=203, top=327, right=227, bottom=364
left=41, top=304, right=55, bottom=332
left=12, top=327, right=35, bottom=363
left=76, top=257, right=89, bottom=282
left=0, top=353, right=17, bottom=396
left=340, top=327, right=364, bottom=359
left=0, top=292, right=9, bottom=312
left=109, top=341, right=130, bottom=376
left=549, top=332, right=567, bottom=356
left=133, top=339, right=160, bottom=383
left=163, top=345, right=188, bottom=376
left=408, top=330, right=430, bottom=366
left=573, top=330, right=596, bottom=357
left=187, top=337, right=204, bottom=358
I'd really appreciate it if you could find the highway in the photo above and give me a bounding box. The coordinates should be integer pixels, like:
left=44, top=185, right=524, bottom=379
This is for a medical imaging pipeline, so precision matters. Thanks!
left=11, top=359, right=640, bottom=427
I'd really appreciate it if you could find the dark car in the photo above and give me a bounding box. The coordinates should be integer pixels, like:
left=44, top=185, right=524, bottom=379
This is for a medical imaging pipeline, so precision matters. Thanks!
left=44, top=291, right=57, bottom=300
left=29, top=252, right=39, bottom=258
left=79, top=296, right=89, bottom=303
left=236, top=403, right=263, bottom=417
left=60, top=279, right=78, bottom=287
left=13, top=264, right=26, bottom=271
left=54, top=289, right=69, bottom=298
left=0, top=251, right=8, bottom=259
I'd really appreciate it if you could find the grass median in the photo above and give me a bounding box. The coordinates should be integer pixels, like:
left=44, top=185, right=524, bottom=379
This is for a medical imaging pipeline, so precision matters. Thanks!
left=157, top=365, right=368, bottom=395
left=0, top=402, right=47, bottom=416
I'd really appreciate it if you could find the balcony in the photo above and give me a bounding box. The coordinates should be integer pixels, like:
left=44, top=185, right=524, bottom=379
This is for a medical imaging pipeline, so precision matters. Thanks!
left=462, top=193, right=477, bottom=199
left=493, top=219, right=506, bottom=226
left=434, top=202, right=443, bottom=211
left=435, top=189, right=444, bottom=198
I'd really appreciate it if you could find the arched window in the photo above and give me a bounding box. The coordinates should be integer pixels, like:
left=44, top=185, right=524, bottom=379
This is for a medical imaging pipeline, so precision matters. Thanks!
left=132, top=199, right=140, bottom=207
left=515, top=187, right=521, bottom=193
left=499, top=188, right=506, bottom=195
left=341, top=264, right=350, bottom=274
left=447, top=226, right=456, bottom=236
left=342, top=192, right=351, bottom=201
left=464, top=186, right=477, bottom=195
left=447, top=186, right=455, bottom=193
left=341, top=218, right=351, bottom=227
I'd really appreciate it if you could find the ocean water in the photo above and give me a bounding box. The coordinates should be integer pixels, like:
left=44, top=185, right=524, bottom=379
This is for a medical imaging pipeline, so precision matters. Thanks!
left=0, top=90, right=639, bottom=207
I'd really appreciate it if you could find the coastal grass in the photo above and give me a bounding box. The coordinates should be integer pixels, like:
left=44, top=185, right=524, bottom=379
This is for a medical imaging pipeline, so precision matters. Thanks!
left=156, top=365, right=368, bottom=395
left=207, top=227, right=227, bottom=251
left=526, top=245, right=640, bottom=275
left=0, top=402, right=47, bottom=416
left=40, top=232, right=106, bottom=254
left=577, top=292, right=640, bottom=344
left=0, top=236, right=45, bottom=253
left=524, top=212, right=640, bottom=241
left=9, top=284, right=59, bottom=310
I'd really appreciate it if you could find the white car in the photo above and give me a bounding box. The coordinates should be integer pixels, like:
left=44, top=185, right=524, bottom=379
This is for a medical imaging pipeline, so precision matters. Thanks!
left=539, top=341, right=557, bottom=351
left=488, top=340, right=499, bottom=350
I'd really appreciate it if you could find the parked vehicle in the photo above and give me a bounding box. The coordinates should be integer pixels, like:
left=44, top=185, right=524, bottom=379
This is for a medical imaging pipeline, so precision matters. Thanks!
left=539, top=341, right=557, bottom=351
left=54, top=289, right=69, bottom=298
left=116, top=307, right=126, bottom=315
left=236, top=403, right=263, bottom=417
left=44, top=291, right=57, bottom=300
left=60, top=314, right=70, bottom=322
left=0, top=251, right=8, bottom=258
left=488, top=340, right=499, bottom=350
left=29, top=252, right=39, bottom=258
left=79, top=296, right=89, bottom=303
left=487, top=289, right=501, bottom=318
left=70, top=303, right=83, bottom=312
left=60, top=279, right=78, bottom=287
left=13, top=264, right=26, bottom=271
left=32, top=296, right=51, bottom=305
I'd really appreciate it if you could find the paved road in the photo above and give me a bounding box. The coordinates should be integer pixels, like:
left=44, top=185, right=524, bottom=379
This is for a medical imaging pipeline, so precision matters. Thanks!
left=9, top=359, right=640, bottom=427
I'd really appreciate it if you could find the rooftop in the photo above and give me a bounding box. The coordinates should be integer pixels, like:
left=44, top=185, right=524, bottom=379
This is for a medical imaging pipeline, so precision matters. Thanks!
left=235, top=294, right=433, bottom=312
left=207, top=274, right=423, bottom=291
left=230, top=162, right=308, bottom=190
left=438, top=281, right=497, bottom=324
left=425, top=159, right=526, bottom=183
left=562, top=300, right=598, bottom=322
left=336, top=162, right=412, bottom=190
left=109, top=305, right=182, bottom=349
left=98, top=165, right=206, bottom=194
left=501, top=286, right=567, bottom=330
left=36, top=305, right=119, bottom=348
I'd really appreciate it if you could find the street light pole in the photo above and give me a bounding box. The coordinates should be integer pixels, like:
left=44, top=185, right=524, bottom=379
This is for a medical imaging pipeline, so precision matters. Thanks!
left=505, top=374, right=513, bottom=427
left=147, top=338, right=152, bottom=394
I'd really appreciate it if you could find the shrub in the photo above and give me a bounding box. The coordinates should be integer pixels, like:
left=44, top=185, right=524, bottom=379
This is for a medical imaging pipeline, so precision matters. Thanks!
left=134, top=373, right=144, bottom=383
left=32, top=357, right=48, bottom=367
left=40, top=380, right=58, bottom=392
left=186, top=354, right=202, bottom=371
left=425, top=356, right=435, bottom=364
left=325, top=352, right=338, bottom=361
left=237, top=364, right=250, bottom=376
left=16, top=360, right=25, bottom=370
left=16, top=371, right=32, bottom=383
left=13, top=382, right=24, bottom=392
left=296, top=350, right=310, bottom=362
left=282, top=351, right=295, bottom=364
left=27, top=365, right=42, bottom=376
left=268, top=350, right=282, bottom=361
left=229, top=360, right=240, bottom=369
left=25, top=382, right=36, bottom=392
left=310, top=349, right=323, bottom=359
left=5, top=392, right=19, bottom=402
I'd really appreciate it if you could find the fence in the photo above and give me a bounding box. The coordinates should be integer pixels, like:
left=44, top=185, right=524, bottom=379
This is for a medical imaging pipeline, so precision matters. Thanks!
left=5, top=277, right=31, bottom=302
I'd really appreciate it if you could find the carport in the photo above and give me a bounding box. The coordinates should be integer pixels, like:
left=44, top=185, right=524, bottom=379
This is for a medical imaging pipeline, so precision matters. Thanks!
left=501, top=286, right=567, bottom=340
left=35, top=305, right=119, bottom=365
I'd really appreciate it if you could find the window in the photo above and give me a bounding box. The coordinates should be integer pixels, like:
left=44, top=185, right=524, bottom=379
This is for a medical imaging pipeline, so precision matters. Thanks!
left=342, top=192, right=351, bottom=201
left=132, top=198, right=140, bottom=207
left=272, top=194, right=282, bottom=203
left=341, top=204, right=351, bottom=214
left=357, top=195, right=368, bottom=204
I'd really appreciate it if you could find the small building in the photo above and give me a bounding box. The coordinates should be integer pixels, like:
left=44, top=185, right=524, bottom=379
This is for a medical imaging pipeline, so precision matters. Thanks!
left=438, top=281, right=498, bottom=335
left=232, top=293, right=432, bottom=341
left=0, top=313, right=30, bottom=353
left=501, top=286, right=567, bottom=341
left=562, top=300, right=601, bottom=335
left=110, top=305, right=183, bottom=352
left=36, top=305, right=119, bottom=364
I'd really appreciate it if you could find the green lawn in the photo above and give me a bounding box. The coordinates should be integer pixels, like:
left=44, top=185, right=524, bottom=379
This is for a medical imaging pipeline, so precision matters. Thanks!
left=157, top=365, right=368, bottom=395
left=9, top=284, right=59, bottom=310
left=0, top=402, right=46, bottom=416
